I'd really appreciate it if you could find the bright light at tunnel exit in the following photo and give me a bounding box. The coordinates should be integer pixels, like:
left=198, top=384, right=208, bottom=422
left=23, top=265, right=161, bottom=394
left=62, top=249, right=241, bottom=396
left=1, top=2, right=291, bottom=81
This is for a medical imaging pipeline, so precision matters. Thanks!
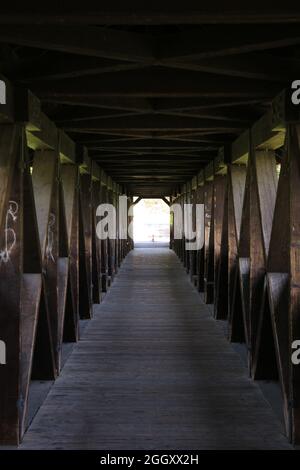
left=133, top=198, right=170, bottom=243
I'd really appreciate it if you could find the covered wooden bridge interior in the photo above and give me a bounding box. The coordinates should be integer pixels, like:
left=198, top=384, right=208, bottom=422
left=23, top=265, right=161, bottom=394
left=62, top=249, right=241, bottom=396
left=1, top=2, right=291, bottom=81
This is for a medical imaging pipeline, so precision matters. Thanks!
left=1, top=4, right=300, bottom=449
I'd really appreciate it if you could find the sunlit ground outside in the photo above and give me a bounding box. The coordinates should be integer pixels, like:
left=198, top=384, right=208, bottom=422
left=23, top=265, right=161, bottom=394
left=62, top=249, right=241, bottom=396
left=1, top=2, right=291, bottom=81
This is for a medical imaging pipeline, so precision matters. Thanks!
left=133, top=198, right=170, bottom=244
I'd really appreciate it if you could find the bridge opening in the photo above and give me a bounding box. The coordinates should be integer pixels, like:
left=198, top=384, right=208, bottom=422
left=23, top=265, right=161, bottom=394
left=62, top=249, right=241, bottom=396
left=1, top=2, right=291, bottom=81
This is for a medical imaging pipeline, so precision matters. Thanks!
left=133, top=198, right=170, bottom=246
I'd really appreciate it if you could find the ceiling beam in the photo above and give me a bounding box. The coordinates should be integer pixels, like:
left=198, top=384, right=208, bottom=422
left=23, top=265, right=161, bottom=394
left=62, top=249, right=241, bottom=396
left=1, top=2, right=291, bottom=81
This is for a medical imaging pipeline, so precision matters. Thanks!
left=93, top=154, right=209, bottom=159
left=162, top=53, right=300, bottom=82
left=53, top=109, right=142, bottom=123
left=52, top=106, right=257, bottom=123
left=16, top=50, right=299, bottom=84
left=159, top=26, right=300, bottom=61
left=0, top=5, right=300, bottom=24
left=98, top=159, right=208, bottom=165
left=61, top=114, right=247, bottom=131
left=153, top=97, right=267, bottom=111
left=76, top=139, right=222, bottom=148
left=17, top=57, right=146, bottom=82
left=42, top=95, right=265, bottom=111
left=35, top=69, right=280, bottom=97
left=41, top=96, right=153, bottom=112
left=158, top=108, right=258, bottom=122
left=0, top=26, right=154, bottom=63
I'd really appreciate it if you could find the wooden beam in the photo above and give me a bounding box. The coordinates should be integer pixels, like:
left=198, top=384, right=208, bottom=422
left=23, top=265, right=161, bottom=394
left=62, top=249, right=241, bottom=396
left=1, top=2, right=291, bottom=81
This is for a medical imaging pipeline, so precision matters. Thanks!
left=162, top=53, right=300, bottom=82
left=18, top=56, right=146, bottom=82
left=197, top=170, right=205, bottom=186
left=161, top=196, right=171, bottom=206
left=26, top=112, right=57, bottom=150
left=15, top=88, right=41, bottom=131
left=204, top=161, right=215, bottom=181
left=61, top=114, right=246, bottom=132
left=59, top=130, right=76, bottom=164
left=159, top=25, right=300, bottom=61
left=0, top=5, right=300, bottom=24
left=132, top=196, right=142, bottom=205
left=0, top=125, right=22, bottom=240
left=159, top=107, right=258, bottom=123
left=76, top=145, right=91, bottom=174
left=231, top=130, right=250, bottom=164
left=0, top=26, right=154, bottom=63
left=155, top=97, right=267, bottom=112
left=36, top=69, right=280, bottom=98
left=41, top=96, right=153, bottom=112
left=214, top=145, right=230, bottom=174
left=96, top=158, right=209, bottom=165
left=252, top=110, right=285, bottom=150
left=54, top=109, right=141, bottom=123
left=91, top=161, right=101, bottom=181
left=84, top=140, right=219, bottom=149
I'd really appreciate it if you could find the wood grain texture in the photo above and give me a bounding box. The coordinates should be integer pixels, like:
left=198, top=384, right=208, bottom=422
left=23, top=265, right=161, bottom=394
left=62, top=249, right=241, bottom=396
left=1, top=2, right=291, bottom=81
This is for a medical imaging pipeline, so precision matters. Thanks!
left=19, top=248, right=290, bottom=450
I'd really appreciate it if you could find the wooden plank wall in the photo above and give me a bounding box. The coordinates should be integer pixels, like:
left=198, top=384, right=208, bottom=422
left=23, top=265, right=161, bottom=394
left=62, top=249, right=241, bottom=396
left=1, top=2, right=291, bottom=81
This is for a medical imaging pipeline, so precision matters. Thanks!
left=171, top=94, right=300, bottom=445
left=0, top=95, right=132, bottom=445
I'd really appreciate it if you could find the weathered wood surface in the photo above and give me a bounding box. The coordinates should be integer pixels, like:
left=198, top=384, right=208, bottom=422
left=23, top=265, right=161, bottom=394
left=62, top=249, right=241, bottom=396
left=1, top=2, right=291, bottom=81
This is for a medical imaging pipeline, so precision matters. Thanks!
left=19, top=248, right=290, bottom=450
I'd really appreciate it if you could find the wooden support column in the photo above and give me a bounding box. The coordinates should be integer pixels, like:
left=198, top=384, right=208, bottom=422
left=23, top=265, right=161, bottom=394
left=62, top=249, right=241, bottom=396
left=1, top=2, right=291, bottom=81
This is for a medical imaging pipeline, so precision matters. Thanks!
left=91, top=165, right=102, bottom=304
left=169, top=193, right=175, bottom=251
left=32, top=148, right=60, bottom=373
left=113, top=183, right=119, bottom=272
left=128, top=196, right=134, bottom=253
left=0, top=125, right=24, bottom=445
left=60, top=163, right=80, bottom=344
left=185, top=182, right=191, bottom=274
left=188, top=178, right=198, bottom=285
left=204, top=163, right=214, bottom=304
left=227, top=134, right=248, bottom=344
left=100, top=172, right=108, bottom=293
left=213, top=174, right=228, bottom=320
left=106, top=177, right=113, bottom=286
left=79, top=168, right=93, bottom=319
left=0, top=124, right=56, bottom=444
left=118, top=187, right=125, bottom=263
left=285, top=125, right=300, bottom=444
left=249, top=148, right=278, bottom=380
left=196, top=172, right=205, bottom=293
left=266, top=123, right=300, bottom=444
left=180, top=191, right=185, bottom=265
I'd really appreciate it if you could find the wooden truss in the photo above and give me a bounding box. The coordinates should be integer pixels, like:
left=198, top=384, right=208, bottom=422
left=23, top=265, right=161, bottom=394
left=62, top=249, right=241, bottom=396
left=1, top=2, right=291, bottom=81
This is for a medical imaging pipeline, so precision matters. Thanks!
left=0, top=93, right=132, bottom=445
left=172, top=89, right=300, bottom=445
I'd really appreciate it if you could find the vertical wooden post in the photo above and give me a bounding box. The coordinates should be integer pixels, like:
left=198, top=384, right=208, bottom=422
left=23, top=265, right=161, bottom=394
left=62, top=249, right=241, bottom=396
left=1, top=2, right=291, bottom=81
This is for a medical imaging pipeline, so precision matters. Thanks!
left=196, top=175, right=205, bottom=293
left=204, top=180, right=214, bottom=304
left=79, top=172, right=93, bottom=318
left=249, top=148, right=278, bottom=379
left=287, top=124, right=300, bottom=444
left=32, top=149, right=60, bottom=374
left=0, top=125, right=23, bottom=445
left=214, top=174, right=228, bottom=319
left=100, top=173, right=108, bottom=293
left=92, top=176, right=101, bottom=304
left=60, top=164, right=80, bottom=344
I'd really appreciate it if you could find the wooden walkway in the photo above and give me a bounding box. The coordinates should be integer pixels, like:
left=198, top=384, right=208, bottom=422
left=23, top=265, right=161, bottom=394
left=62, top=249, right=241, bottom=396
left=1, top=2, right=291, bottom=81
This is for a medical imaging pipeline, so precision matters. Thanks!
left=20, top=248, right=291, bottom=450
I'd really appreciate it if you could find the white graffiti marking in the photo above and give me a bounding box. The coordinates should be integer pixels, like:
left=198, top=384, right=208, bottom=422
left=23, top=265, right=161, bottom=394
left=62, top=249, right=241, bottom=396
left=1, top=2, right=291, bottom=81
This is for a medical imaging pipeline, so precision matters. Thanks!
left=46, top=213, right=55, bottom=263
left=0, top=200, right=18, bottom=264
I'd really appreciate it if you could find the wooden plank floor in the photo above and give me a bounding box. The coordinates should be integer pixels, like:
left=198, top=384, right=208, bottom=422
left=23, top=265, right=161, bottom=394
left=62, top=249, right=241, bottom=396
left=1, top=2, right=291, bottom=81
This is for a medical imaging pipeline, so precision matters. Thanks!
left=20, top=248, right=291, bottom=449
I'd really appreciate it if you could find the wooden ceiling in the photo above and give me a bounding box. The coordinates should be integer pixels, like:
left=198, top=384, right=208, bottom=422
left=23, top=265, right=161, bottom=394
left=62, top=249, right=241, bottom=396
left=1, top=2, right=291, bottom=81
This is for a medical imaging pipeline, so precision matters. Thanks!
left=1, top=4, right=300, bottom=196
